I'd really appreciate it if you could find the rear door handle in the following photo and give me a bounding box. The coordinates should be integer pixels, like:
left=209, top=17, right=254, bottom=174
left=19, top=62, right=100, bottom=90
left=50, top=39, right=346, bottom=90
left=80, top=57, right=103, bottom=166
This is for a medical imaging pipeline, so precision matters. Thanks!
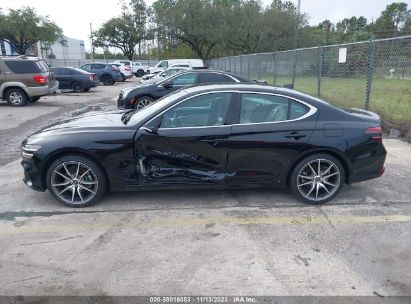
left=284, top=132, right=307, bottom=140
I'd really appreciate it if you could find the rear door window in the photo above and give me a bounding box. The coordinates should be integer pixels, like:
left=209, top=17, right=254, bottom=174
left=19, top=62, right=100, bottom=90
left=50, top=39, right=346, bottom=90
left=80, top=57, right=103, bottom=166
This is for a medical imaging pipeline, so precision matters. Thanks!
left=198, top=73, right=236, bottom=83
left=91, top=64, right=106, bottom=70
left=239, top=94, right=310, bottom=124
left=170, top=73, right=198, bottom=86
left=4, top=61, right=41, bottom=74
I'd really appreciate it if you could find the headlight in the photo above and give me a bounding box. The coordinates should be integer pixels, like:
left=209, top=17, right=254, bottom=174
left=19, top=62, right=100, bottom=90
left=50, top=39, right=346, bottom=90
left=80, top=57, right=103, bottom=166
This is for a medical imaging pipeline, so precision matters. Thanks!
left=122, top=87, right=136, bottom=99
left=22, top=144, right=42, bottom=152
left=21, top=144, right=41, bottom=159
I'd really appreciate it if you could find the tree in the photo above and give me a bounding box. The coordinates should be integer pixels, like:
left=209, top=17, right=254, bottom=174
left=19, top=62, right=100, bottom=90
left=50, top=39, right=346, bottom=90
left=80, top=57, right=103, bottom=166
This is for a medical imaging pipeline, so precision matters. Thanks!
left=94, top=3, right=150, bottom=60
left=0, top=7, right=62, bottom=55
left=152, top=0, right=223, bottom=60
left=374, top=2, right=408, bottom=37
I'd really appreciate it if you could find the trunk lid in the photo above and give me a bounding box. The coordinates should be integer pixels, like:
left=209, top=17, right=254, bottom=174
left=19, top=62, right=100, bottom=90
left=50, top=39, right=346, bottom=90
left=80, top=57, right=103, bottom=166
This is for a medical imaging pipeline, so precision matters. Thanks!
left=344, top=108, right=381, bottom=123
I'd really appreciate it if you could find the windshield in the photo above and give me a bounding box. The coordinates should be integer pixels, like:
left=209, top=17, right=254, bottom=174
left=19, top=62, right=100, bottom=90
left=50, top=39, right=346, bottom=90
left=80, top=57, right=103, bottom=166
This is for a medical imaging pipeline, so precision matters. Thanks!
left=127, top=89, right=188, bottom=125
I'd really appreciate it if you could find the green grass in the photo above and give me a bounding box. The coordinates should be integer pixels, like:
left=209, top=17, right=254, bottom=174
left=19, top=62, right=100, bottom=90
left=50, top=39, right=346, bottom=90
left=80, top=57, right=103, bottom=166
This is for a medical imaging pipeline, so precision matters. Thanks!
left=255, top=75, right=411, bottom=124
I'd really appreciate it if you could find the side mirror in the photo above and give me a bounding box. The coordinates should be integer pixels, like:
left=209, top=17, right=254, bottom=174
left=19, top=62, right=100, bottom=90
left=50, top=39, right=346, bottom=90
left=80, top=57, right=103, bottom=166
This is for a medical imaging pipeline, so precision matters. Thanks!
left=161, top=81, right=173, bottom=89
left=140, top=126, right=158, bottom=135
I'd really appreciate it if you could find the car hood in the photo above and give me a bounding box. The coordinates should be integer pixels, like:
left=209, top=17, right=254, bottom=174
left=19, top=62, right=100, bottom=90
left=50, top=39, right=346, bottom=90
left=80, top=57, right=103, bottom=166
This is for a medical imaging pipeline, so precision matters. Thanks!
left=33, top=111, right=131, bottom=137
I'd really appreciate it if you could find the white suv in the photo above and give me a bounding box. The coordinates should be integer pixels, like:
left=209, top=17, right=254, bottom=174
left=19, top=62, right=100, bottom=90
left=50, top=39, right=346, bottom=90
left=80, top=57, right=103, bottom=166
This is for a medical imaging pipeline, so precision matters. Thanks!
left=113, top=60, right=149, bottom=77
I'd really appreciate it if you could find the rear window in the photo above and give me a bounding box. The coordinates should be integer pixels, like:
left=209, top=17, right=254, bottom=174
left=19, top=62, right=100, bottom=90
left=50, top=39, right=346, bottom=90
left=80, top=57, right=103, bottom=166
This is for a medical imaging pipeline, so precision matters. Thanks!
left=4, top=61, right=41, bottom=74
left=36, top=60, right=50, bottom=73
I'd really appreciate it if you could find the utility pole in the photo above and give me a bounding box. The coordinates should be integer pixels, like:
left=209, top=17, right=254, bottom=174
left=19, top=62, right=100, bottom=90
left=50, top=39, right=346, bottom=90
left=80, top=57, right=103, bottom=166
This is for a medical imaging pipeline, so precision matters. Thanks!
left=291, top=0, right=301, bottom=88
left=90, top=23, right=94, bottom=62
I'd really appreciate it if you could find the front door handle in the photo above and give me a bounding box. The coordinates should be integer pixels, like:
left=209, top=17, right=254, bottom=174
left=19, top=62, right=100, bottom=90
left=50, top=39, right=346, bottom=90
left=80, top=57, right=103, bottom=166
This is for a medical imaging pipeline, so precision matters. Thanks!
left=284, top=132, right=307, bottom=140
left=200, top=136, right=226, bottom=145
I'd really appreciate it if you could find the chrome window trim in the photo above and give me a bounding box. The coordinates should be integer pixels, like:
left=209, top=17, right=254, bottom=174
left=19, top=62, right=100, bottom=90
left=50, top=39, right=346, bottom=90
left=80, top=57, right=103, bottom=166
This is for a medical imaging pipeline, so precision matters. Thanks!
left=142, top=90, right=317, bottom=131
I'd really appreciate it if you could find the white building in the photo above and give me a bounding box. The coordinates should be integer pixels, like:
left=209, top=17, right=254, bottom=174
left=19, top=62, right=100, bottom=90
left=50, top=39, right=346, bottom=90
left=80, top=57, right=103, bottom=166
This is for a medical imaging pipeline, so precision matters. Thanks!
left=42, top=36, right=86, bottom=60
left=0, top=35, right=86, bottom=60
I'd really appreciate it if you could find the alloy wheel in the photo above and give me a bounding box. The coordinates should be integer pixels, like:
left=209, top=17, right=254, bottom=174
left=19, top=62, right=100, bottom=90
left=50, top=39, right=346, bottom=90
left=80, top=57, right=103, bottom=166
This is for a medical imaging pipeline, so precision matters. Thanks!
left=136, top=98, right=153, bottom=109
left=9, top=92, right=23, bottom=105
left=297, top=159, right=341, bottom=202
left=50, top=161, right=99, bottom=205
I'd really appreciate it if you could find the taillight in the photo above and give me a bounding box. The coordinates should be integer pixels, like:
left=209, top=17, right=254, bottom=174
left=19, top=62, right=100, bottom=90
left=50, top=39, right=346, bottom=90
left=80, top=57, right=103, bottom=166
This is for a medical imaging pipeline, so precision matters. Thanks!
left=365, top=127, right=382, bottom=143
left=33, top=75, right=47, bottom=85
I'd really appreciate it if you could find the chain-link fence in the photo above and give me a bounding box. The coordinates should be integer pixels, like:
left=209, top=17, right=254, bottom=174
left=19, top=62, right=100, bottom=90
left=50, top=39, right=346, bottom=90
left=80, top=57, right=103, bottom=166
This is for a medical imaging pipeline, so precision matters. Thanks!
left=209, top=35, right=411, bottom=130
left=44, top=58, right=158, bottom=68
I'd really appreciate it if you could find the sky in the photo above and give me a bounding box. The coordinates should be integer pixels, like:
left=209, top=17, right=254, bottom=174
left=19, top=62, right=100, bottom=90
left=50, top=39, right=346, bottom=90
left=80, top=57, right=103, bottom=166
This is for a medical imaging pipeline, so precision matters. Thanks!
left=1, top=0, right=410, bottom=51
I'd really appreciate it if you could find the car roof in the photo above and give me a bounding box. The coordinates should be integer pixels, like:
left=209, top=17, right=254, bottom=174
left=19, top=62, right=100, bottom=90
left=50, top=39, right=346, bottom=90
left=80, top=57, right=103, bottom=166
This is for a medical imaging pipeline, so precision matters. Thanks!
left=181, top=83, right=331, bottom=107
left=0, top=55, right=42, bottom=62
left=171, top=69, right=249, bottom=81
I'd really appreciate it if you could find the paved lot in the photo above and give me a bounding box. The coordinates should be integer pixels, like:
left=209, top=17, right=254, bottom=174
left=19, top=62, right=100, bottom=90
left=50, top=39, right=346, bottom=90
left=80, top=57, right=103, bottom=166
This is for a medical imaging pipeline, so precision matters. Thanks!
left=0, top=79, right=410, bottom=297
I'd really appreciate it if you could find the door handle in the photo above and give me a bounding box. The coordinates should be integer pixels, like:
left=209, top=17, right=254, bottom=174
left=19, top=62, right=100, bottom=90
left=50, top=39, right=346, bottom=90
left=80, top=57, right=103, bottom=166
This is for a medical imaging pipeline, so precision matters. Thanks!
left=200, top=138, right=225, bottom=142
left=200, top=136, right=226, bottom=144
left=284, top=132, right=307, bottom=140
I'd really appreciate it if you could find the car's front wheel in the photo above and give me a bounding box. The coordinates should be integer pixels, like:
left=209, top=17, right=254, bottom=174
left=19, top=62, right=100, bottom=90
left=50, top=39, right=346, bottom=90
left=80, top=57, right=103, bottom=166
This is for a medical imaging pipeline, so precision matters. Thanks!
left=290, top=154, right=345, bottom=204
left=135, top=96, right=155, bottom=109
left=46, top=155, right=107, bottom=207
left=136, top=69, right=145, bottom=77
left=5, top=88, right=28, bottom=107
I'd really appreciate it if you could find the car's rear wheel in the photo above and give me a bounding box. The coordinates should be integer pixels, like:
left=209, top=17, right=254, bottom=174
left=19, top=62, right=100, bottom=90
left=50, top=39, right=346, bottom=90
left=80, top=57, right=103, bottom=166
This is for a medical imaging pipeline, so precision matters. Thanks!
left=46, top=155, right=107, bottom=207
left=72, top=81, right=84, bottom=92
left=135, top=96, right=155, bottom=109
left=102, top=75, right=113, bottom=86
left=30, top=96, right=41, bottom=103
left=290, top=154, right=345, bottom=204
left=5, top=88, right=28, bottom=107
left=136, top=69, right=145, bottom=77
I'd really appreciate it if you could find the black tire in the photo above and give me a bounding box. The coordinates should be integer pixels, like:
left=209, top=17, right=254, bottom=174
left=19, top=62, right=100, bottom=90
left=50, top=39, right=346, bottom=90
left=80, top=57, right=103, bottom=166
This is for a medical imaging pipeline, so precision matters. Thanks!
left=136, top=69, right=145, bottom=77
left=30, top=96, right=41, bottom=103
left=84, top=88, right=91, bottom=92
left=290, top=153, right=345, bottom=204
left=120, top=73, right=126, bottom=82
left=102, top=75, right=113, bottom=86
left=5, top=88, right=28, bottom=107
left=46, top=154, right=107, bottom=208
left=72, top=81, right=84, bottom=92
left=135, top=96, right=155, bottom=110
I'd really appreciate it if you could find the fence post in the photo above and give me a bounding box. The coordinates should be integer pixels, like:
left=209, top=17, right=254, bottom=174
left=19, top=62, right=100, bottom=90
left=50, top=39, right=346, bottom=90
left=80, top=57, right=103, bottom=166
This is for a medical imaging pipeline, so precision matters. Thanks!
left=317, top=46, right=322, bottom=97
left=365, top=41, right=375, bottom=110
left=247, top=55, right=251, bottom=80
left=291, top=49, right=297, bottom=88
left=273, top=53, right=277, bottom=86
left=240, top=55, right=243, bottom=77
left=257, top=54, right=261, bottom=79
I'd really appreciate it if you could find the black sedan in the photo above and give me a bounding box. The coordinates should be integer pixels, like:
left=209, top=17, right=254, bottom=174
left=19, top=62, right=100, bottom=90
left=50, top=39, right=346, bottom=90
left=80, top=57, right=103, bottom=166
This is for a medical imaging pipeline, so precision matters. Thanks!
left=21, top=84, right=386, bottom=207
left=51, top=67, right=99, bottom=92
left=118, top=70, right=250, bottom=109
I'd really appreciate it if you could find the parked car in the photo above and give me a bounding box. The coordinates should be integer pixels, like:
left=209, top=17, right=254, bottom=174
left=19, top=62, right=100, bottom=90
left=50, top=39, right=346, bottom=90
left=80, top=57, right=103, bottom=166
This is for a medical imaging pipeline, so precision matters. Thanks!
left=113, top=60, right=149, bottom=77
left=21, top=83, right=387, bottom=207
left=118, top=70, right=249, bottom=109
left=51, top=67, right=99, bottom=92
left=0, top=55, right=59, bottom=106
left=147, top=59, right=204, bottom=74
left=111, top=63, right=133, bottom=82
left=79, top=63, right=122, bottom=85
left=140, top=67, right=191, bottom=84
